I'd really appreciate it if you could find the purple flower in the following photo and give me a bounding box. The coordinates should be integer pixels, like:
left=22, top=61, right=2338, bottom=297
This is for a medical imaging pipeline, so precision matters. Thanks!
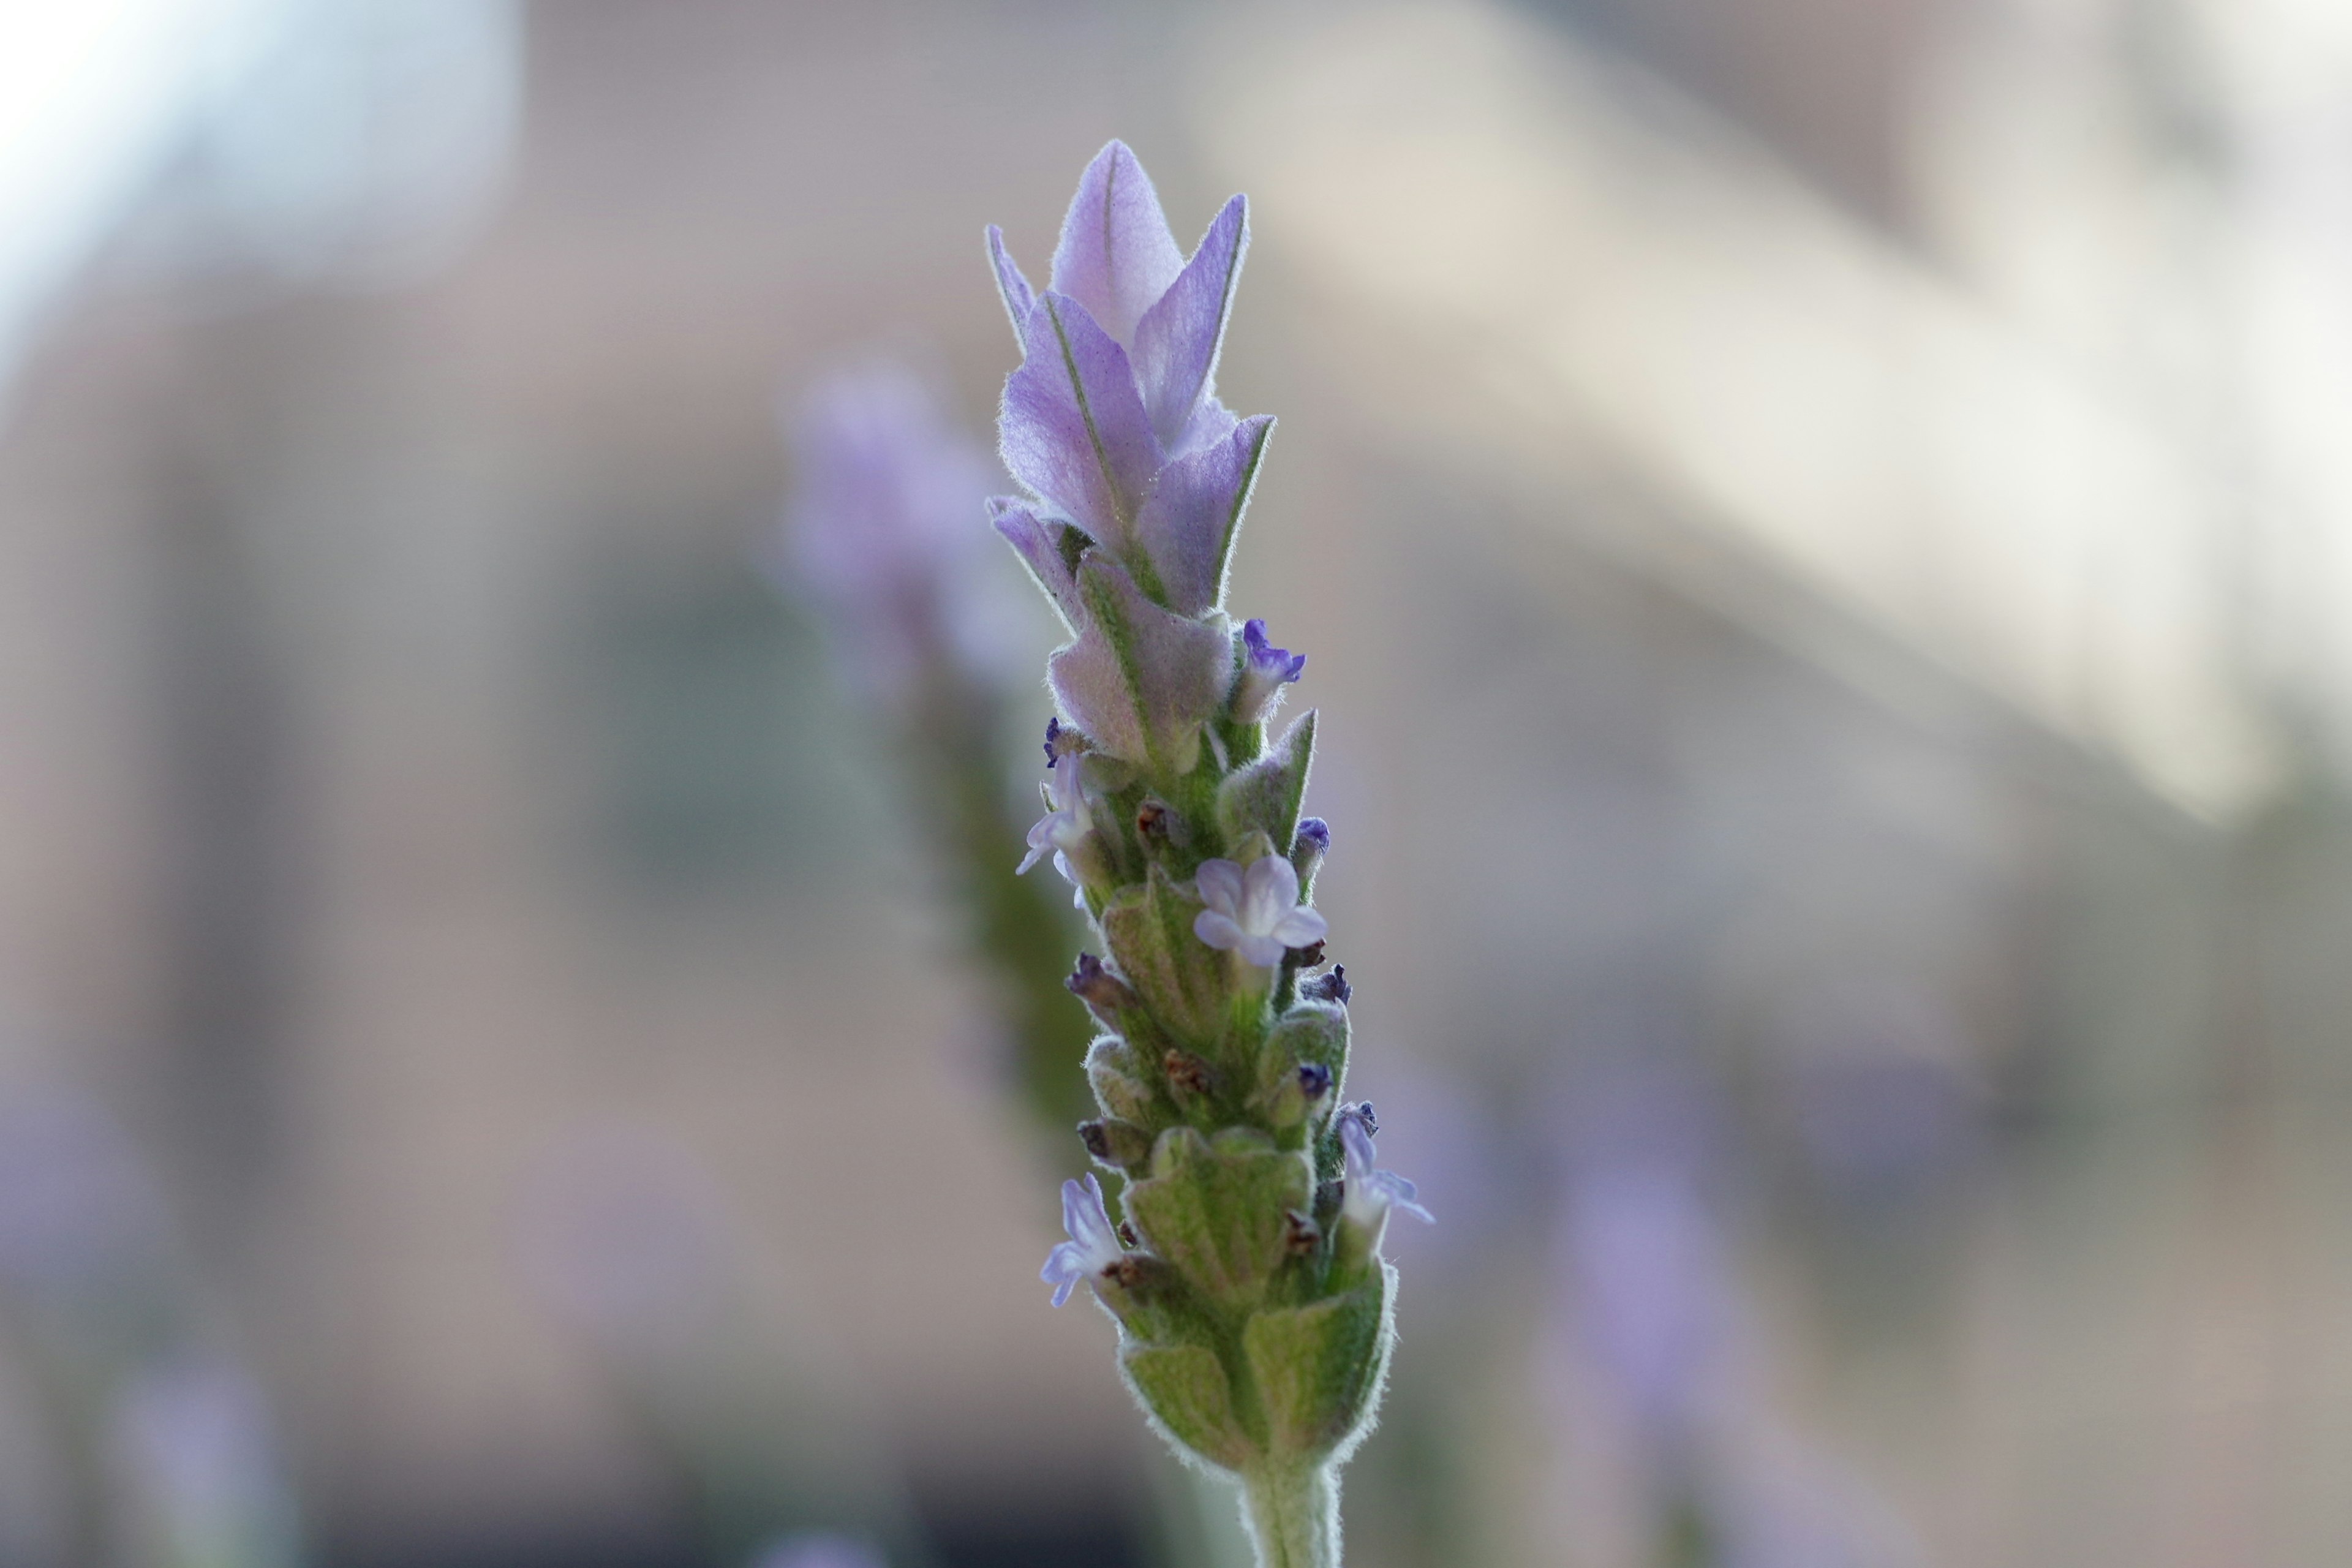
left=1233, top=619, right=1306, bottom=724
left=989, top=143, right=1277, bottom=770
left=1042, top=1174, right=1124, bottom=1306
left=1018, top=750, right=1094, bottom=895
left=1338, top=1105, right=1433, bottom=1229
left=749, top=1534, right=888, bottom=1568
left=785, top=360, right=1004, bottom=704
left=1192, top=855, right=1328, bottom=967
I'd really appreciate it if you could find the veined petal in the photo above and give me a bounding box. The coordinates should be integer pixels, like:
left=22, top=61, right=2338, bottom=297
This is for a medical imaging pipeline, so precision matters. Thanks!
left=1048, top=557, right=1231, bottom=769
left=990, top=498, right=1085, bottom=631
left=1050, top=141, right=1185, bottom=346
left=1240, top=854, right=1302, bottom=932
left=1001, top=295, right=1162, bottom=573
left=1133, top=415, right=1273, bottom=616
left=986, top=225, right=1036, bottom=343
left=1194, top=858, right=1245, bottom=916
left=1133, top=194, right=1248, bottom=451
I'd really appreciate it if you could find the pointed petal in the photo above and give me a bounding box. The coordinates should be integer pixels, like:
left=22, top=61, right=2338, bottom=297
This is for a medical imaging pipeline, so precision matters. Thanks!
left=1133, top=195, right=1248, bottom=450
left=1194, top=858, right=1245, bottom=916
left=1000, top=295, right=1161, bottom=568
left=990, top=497, right=1085, bottom=631
left=986, top=225, right=1035, bottom=342
left=1133, top=415, right=1272, bottom=616
left=1048, top=557, right=1231, bottom=769
left=1050, top=141, right=1185, bottom=345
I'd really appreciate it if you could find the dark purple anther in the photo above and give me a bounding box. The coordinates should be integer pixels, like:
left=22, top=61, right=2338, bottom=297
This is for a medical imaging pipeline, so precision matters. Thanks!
left=1297, top=1063, right=1332, bottom=1100
left=1043, top=715, right=1063, bottom=766
left=1303, top=965, right=1352, bottom=1006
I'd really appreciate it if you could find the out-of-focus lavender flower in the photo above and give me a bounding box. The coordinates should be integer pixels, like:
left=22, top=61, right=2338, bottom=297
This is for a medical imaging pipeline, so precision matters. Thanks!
left=1338, top=1104, right=1433, bottom=1232
left=1041, top=1174, right=1123, bottom=1307
left=747, top=1531, right=889, bottom=1568
left=1193, top=856, right=1327, bottom=968
left=784, top=360, right=1008, bottom=707
left=1774, top=987, right=1981, bottom=1214
left=515, top=1125, right=735, bottom=1349
left=108, top=1360, right=301, bottom=1568
left=1232, top=620, right=1306, bottom=725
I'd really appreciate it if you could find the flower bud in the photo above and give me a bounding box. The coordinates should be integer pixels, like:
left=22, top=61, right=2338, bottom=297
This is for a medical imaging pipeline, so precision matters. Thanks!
left=1079, top=1118, right=1155, bottom=1172
left=1291, top=816, right=1330, bottom=889
left=1066, top=952, right=1140, bottom=1023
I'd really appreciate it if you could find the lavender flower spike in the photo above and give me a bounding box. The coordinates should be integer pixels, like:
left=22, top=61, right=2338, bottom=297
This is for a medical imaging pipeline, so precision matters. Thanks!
left=992, top=145, right=1406, bottom=1568
left=1042, top=1174, right=1124, bottom=1307
left=1194, top=854, right=1327, bottom=968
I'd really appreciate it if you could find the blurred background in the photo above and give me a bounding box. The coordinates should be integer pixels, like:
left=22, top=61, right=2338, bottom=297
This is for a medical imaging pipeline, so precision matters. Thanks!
left=1, top=0, right=2350, bottom=1563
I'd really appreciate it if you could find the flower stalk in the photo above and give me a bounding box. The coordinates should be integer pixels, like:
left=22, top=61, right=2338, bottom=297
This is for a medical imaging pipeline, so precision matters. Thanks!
left=993, top=143, right=1428, bottom=1568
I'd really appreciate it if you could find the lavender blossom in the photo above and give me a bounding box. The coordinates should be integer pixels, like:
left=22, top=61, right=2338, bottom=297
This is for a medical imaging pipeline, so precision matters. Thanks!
left=990, top=142, right=1400, bottom=1568
left=1337, top=1105, right=1434, bottom=1234
left=785, top=359, right=1006, bottom=706
left=1233, top=620, right=1307, bottom=725
left=1019, top=748, right=1096, bottom=898
left=1193, top=854, right=1328, bottom=967
left=747, top=1532, right=889, bottom=1568
left=1041, top=1173, right=1123, bottom=1307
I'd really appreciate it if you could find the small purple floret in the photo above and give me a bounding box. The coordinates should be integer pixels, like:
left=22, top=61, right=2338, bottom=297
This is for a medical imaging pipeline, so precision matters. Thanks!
left=1338, top=1106, right=1432, bottom=1229
left=1232, top=619, right=1306, bottom=725
left=1041, top=1173, right=1125, bottom=1306
left=1193, top=856, right=1329, bottom=968
left=1295, top=817, right=1330, bottom=856
left=1303, top=965, right=1352, bottom=1006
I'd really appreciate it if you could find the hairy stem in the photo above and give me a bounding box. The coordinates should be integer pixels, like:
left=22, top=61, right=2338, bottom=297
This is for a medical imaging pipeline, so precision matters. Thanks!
left=1241, top=1464, right=1339, bottom=1568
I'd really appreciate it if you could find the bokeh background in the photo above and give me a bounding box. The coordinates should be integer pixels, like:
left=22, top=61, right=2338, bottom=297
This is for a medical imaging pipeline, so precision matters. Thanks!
left=2, top=0, right=2351, bottom=1564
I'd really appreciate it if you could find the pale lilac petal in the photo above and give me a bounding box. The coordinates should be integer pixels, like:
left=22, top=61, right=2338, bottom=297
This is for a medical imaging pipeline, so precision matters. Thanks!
left=1063, top=1174, right=1117, bottom=1254
left=1044, top=1175, right=1121, bottom=1306
left=1194, top=910, right=1246, bottom=951
left=1368, top=1170, right=1434, bottom=1224
left=1132, top=415, right=1273, bottom=616
left=1133, top=194, right=1248, bottom=450
left=1240, top=855, right=1303, bottom=932
left=1194, top=858, right=1245, bottom=916
left=1042, top=1242, right=1087, bottom=1306
left=989, top=499, right=1085, bottom=631
left=1269, top=907, right=1329, bottom=948
left=1235, top=932, right=1288, bottom=968
left=1049, top=141, right=1185, bottom=345
left=1047, top=557, right=1231, bottom=767
left=986, top=225, right=1035, bottom=339
left=1000, top=295, right=1161, bottom=556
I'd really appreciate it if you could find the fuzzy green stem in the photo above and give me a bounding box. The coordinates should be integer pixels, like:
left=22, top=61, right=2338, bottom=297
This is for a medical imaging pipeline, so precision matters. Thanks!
left=1240, top=1463, right=1339, bottom=1568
